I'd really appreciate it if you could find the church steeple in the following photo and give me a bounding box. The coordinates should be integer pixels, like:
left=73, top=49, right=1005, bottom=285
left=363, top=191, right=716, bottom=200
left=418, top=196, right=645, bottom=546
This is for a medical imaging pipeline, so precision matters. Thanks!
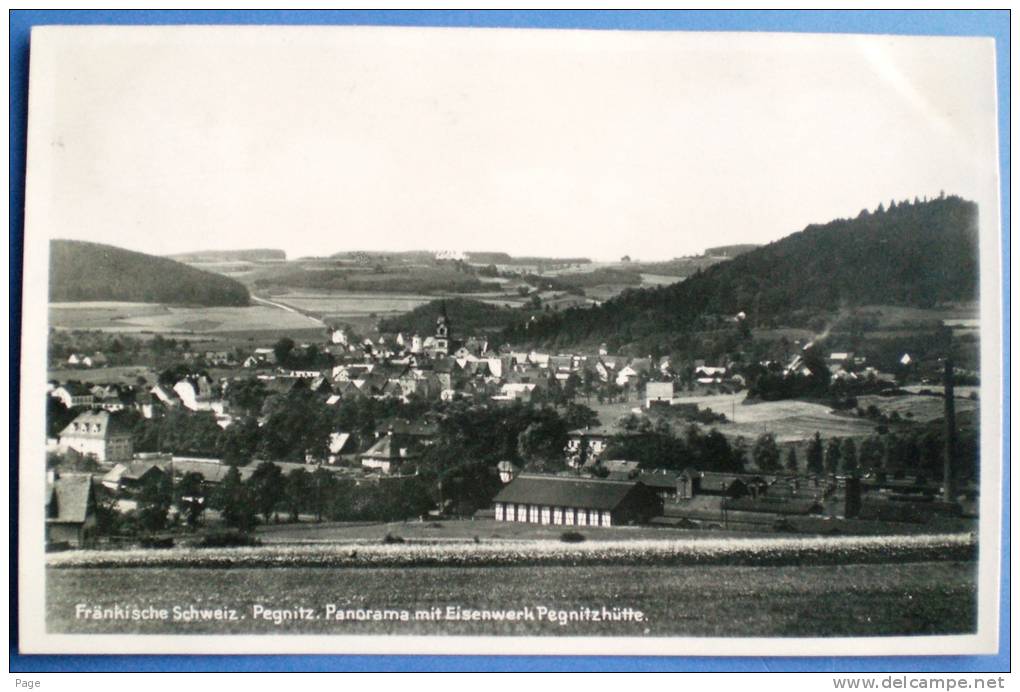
left=434, top=300, right=450, bottom=354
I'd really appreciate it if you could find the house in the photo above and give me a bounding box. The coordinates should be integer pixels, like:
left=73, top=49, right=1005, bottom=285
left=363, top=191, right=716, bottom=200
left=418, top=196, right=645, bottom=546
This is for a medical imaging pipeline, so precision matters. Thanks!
left=634, top=469, right=683, bottom=500
left=694, top=365, right=727, bottom=384
left=150, top=384, right=181, bottom=408
left=51, top=383, right=95, bottom=409
left=645, top=381, right=674, bottom=408
left=101, top=461, right=167, bottom=493
left=327, top=432, right=356, bottom=462
left=58, top=410, right=133, bottom=462
left=360, top=432, right=420, bottom=474
left=565, top=426, right=634, bottom=465
left=676, top=470, right=767, bottom=500
left=46, top=472, right=97, bottom=548
left=173, top=375, right=221, bottom=412
left=496, top=461, right=520, bottom=484
left=81, top=352, right=108, bottom=368
left=492, top=474, right=661, bottom=527
left=495, top=382, right=536, bottom=402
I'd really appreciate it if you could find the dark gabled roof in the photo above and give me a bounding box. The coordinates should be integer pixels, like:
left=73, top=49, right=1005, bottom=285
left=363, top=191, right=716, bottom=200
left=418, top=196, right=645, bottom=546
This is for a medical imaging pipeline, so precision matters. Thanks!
left=58, top=410, right=131, bottom=439
left=493, top=474, right=642, bottom=511
left=46, top=473, right=95, bottom=524
left=374, top=419, right=439, bottom=437
left=361, top=434, right=419, bottom=461
left=634, top=470, right=681, bottom=490
left=103, top=461, right=166, bottom=484
left=54, top=382, right=93, bottom=397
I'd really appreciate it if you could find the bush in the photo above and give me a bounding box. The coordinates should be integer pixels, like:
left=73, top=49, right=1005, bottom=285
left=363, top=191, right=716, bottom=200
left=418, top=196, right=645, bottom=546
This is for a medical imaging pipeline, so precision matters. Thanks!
left=139, top=536, right=175, bottom=549
left=197, top=530, right=261, bottom=548
left=382, top=533, right=406, bottom=544
left=560, top=531, right=586, bottom=543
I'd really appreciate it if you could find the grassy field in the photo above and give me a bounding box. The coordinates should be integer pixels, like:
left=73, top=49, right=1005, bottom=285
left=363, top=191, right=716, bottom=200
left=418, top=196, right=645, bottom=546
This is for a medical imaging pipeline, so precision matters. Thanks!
left=46, top=560, right=976, bottom=637
left=856, top=393, right=979, bottom=424
left=265, top=291, right=432, bottom=320
left=589, top=392, right=878, bottom=443
left=254, top=519, right=778, bottom=544
left=50, top=302, right=322, bottom=334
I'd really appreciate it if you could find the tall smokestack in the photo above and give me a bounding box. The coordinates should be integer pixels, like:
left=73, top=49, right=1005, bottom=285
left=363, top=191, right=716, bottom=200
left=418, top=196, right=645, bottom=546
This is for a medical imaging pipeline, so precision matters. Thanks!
left=942, top=358, right=957, bottom=503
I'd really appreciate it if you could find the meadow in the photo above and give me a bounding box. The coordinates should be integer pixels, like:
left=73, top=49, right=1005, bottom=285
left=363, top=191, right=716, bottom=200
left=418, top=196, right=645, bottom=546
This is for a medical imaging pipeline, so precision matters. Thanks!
left=50, top=302, right=322, bottom=334
left=46, top=560, right=976, bottom=636
left=589, top=392, right=879, bottom=443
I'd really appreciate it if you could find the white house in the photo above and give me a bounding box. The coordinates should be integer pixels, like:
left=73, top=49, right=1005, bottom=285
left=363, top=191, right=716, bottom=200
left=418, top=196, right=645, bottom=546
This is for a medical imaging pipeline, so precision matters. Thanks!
left=645, top=381, right=674, bottom=407
left=58, top=410, right=133, bottom=462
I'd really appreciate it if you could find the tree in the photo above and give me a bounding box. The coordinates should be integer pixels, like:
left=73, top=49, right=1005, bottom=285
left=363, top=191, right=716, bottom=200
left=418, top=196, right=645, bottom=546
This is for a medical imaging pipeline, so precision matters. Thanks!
left=752, top=433, right=781, bottom=472
left=563, top=402, right=599, bottom=431
left=273, top=337, right=295, bottom=366
left=785, top=446, right=798, bottom=473
left=225, top=378, right=269, bottom=415
left=858, top=436, right=885, bottom=472
left=309, top=467, right=336, bottom=522
left=825, top=438, right=842, bottom=475
left=248, top=462, right=285, bottom=523
left=217, top=415, right=260, bottom=466
left=137, top=472, right=173, bottom=533
left=517, top=418, right=568, bottom=471
left=216, top=465, right=257, bottom=531
left=806, top=432, right=824, bottom=474
left=841, top=437, right=858, bottom=476
left=284, top=468, right=313, bottom=522
left=174, top=471, right=206, bottom=529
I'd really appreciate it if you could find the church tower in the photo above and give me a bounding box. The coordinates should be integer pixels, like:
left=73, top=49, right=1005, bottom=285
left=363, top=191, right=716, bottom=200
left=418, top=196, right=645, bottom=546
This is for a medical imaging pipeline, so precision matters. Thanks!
left=434, top=301, right=450, bottom=356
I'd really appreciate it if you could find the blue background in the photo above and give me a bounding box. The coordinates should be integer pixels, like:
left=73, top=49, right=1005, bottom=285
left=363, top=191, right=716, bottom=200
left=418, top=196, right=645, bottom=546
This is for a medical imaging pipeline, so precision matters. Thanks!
left=8, top=9, right=1010, bottom=673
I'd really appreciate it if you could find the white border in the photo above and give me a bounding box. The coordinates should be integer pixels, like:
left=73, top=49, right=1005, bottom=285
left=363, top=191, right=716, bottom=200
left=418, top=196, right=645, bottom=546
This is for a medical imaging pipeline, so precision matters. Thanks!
left=16, top=24, right=1004, bottom=657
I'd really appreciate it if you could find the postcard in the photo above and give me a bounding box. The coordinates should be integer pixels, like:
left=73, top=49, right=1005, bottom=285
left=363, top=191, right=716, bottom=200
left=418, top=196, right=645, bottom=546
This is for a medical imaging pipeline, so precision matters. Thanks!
left=17, top=24, right=1003, bottom=656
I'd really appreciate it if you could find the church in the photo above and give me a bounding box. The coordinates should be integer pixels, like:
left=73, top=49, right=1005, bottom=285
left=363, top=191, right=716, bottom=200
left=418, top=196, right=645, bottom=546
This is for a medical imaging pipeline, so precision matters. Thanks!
left=426, top=302, right=460, bottom=358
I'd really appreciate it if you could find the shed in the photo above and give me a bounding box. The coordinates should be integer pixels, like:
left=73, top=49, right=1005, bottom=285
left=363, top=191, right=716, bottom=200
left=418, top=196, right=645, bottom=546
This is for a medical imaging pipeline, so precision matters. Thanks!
left=46, top=473, right=97, bottom=548
left=493, top=474, right=661, bottom=527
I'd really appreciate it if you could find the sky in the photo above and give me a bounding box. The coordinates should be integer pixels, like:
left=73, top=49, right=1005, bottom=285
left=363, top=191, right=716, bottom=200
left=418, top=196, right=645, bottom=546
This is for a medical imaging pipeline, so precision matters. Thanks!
left=25, top=26, right=1000, bottom=262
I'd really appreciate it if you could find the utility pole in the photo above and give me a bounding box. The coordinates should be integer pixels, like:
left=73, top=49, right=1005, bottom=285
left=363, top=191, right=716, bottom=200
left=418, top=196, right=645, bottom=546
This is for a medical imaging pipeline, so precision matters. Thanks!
left=942, top=358, right=957, bottom=503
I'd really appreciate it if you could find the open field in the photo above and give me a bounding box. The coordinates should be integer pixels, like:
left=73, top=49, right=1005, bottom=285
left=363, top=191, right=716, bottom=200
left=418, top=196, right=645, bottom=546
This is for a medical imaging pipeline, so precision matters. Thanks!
left=254, top=519, right=779, bottom=544
left=47, top=560, right=976, bottom=636
left=589, top=392, right=878, bottom=443
left=253, top=518, right=971, bottom=544
left=50, top=302, right=322, bottom=334
left=856, top=393, right=978, bottom=424
left=264, top=291, right=432, bottom=320
left=47, top=365, right=159, bottom=385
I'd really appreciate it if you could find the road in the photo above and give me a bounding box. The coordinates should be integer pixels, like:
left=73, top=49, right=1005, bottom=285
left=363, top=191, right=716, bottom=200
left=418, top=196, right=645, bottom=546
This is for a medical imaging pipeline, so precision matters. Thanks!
left=251, top=294, right=326, bottom=327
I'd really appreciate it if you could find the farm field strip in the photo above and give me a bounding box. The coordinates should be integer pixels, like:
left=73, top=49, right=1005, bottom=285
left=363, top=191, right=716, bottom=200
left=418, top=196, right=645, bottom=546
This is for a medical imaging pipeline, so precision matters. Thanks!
left=47, top=533, right=975, bottom=570
left=50, top=303, right=322, bottom=333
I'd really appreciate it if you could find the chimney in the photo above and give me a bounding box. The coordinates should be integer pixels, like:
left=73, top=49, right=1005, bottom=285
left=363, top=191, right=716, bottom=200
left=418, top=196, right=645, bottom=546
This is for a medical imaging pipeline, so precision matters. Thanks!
left=943, top=358, right=957, bottom=503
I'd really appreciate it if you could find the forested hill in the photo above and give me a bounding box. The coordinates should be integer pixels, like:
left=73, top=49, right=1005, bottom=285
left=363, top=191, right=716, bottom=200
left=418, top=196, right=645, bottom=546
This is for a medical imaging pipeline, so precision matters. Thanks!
left=379, top=297, right=520, bottom=336
left=504, top=195, right=979, bottom=352
left=50, top=240, right=251, bottom=306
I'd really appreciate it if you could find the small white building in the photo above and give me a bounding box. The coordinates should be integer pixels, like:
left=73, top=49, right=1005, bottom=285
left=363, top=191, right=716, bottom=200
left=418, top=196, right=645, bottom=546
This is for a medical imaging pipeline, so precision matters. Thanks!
left=645, top=381, right=674, bottom=407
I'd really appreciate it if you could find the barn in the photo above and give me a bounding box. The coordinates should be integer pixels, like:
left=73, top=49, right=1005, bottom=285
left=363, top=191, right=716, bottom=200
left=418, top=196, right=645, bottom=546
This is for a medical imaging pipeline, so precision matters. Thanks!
left=46, top=472, right=97, bottom=548
left=492, top=474, right=661, bottom=527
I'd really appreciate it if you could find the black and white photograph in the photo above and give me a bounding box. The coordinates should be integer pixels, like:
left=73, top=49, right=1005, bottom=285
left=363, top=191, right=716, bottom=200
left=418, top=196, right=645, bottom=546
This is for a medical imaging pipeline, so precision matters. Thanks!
left=16, top=21, right=1004, bottom=657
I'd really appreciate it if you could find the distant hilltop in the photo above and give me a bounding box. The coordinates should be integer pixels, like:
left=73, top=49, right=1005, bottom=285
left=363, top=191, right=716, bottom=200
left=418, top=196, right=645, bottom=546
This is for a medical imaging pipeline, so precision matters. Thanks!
left=51, top=240, right=251, bottom=307
left=167, top=248, right=287, bottom=262
left=703, top=244, right=761, bottom=259
left=327, top=250, right=593, bottom=266
left=505, top=195, right=979, bottom=352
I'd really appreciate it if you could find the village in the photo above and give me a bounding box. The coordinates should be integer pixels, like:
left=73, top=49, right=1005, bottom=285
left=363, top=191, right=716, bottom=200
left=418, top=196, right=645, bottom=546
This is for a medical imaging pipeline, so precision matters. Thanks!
left=43, top=300, right=980, bottom=552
